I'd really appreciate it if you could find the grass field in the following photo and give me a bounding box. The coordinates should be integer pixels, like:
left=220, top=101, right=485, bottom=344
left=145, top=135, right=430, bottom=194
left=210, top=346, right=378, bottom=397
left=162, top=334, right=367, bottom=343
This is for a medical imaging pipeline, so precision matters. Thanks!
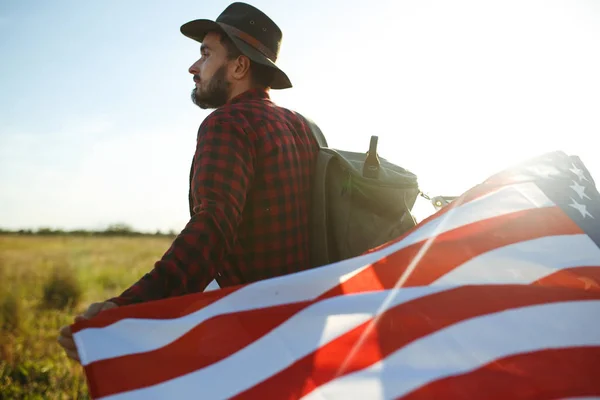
left=0, top=235, right=174, bottom=399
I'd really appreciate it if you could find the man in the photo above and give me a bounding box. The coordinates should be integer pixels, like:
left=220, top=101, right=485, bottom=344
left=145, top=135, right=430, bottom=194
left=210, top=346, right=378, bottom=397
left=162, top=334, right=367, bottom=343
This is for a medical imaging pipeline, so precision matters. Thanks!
left=58, top=2, right=320, bottom=361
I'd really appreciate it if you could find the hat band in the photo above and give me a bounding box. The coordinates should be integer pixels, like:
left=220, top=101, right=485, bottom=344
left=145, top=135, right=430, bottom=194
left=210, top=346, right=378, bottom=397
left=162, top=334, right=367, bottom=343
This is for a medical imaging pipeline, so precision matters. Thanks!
left=218, top=22, right=277, bottom=61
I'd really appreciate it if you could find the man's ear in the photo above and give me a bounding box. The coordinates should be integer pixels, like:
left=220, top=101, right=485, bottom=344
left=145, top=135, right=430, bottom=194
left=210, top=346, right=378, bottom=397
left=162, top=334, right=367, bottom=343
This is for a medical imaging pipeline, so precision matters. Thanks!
left=230, top=55, right=252, bottom=81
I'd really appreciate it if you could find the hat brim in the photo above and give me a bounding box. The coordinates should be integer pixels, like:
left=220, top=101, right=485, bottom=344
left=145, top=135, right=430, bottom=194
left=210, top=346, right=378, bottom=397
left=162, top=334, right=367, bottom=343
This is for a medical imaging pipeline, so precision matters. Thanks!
left=180, top=19, right=292, bottom=90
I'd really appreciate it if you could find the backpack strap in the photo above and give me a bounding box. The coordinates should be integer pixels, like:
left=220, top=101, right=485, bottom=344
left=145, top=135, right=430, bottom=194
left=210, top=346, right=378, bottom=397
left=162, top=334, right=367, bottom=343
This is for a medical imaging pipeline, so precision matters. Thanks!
left=297, top=112, right=328, bottom=148
left=310, top=151, right=335, bottom=268
left=296, top=112, right=332, bottom=268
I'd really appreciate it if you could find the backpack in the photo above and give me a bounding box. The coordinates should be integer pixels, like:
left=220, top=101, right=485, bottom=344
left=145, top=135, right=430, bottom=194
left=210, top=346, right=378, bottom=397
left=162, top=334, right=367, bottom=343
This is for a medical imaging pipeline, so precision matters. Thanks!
left=300, top=115, right=421, bottom=268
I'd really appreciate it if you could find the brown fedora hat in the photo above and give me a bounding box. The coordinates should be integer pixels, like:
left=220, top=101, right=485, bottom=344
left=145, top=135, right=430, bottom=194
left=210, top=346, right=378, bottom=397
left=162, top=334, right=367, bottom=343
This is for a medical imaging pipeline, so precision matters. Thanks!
left=180, top=2, right=292, bottom=90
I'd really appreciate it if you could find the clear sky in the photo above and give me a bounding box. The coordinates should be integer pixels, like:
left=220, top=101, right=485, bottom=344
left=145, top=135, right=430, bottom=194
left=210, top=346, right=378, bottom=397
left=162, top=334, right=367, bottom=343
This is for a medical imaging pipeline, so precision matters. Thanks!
left=1, top=0, right=599, bottom=232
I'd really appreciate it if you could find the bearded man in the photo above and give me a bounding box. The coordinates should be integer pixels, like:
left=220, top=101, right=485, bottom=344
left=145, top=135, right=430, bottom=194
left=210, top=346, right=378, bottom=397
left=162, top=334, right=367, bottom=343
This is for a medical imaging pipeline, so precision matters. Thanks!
left=59, top=2, right=320, bottom=362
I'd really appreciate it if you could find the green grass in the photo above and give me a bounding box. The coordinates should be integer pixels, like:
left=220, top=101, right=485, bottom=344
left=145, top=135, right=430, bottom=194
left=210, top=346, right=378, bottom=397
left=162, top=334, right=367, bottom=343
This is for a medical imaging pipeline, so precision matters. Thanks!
left=0, top=235, right=174, bottom=399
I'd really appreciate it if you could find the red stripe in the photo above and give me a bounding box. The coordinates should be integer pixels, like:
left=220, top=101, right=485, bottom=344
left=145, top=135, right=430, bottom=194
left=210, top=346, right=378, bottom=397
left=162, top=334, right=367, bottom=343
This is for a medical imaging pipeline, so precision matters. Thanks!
left=321, top=206, right=581, bottom=299
left=232, top=285, right=600, bottom=399
left=533, top=266, right=600, bottom=292
left=72, top=285, right=241, bottom=333
left=400, top=347, right=600, bottom=400
left=85, top=301, right=309, bottom=398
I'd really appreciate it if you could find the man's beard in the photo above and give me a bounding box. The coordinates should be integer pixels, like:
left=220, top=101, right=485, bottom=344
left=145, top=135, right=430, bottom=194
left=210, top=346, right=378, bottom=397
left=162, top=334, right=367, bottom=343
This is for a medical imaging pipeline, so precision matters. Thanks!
left=191, top=65, right=231, bottom=109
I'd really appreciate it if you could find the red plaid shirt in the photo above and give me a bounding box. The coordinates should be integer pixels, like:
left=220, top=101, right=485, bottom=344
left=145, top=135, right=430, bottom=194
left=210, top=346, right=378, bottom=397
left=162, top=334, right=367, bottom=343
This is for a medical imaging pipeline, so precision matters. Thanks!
left=109, top=89, right=320, bottom=305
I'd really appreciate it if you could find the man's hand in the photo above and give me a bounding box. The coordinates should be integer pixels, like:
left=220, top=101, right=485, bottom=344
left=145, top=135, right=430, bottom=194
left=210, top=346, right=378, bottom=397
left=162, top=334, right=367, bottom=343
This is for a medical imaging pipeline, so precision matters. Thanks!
left=58, top=301, right=118, bottom=362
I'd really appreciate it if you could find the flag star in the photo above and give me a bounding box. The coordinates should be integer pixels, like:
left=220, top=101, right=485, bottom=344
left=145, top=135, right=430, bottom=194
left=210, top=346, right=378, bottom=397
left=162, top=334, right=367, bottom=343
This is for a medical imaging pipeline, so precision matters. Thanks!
left=569, top=198, right=594, bottom=219
left=507, top=268, right=522, bottom=279
left=526, top=164, right=560, bottom=179
left=577, top=277, right=600, bottom=290
left=570, top=163, right=589, bottom=182
left=570, top=180, right=591, bottom=200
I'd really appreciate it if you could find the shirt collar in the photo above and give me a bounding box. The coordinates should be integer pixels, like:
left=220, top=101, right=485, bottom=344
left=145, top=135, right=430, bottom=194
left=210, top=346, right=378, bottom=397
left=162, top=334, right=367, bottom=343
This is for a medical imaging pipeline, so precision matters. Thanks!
left=228, top=88, right=271, bottom=104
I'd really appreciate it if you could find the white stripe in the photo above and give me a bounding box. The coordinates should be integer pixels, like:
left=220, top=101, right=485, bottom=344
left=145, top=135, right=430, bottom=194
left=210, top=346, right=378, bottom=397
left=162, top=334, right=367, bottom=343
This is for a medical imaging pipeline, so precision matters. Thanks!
left=95, top=286, right=450, bottom=400
left=560, top=398, right=600, bottom=400
left=433, top=234, right=600, bottom=286
left=303, top=300, right=600, bottom=400
left=75, top=181, right=551, bottom=365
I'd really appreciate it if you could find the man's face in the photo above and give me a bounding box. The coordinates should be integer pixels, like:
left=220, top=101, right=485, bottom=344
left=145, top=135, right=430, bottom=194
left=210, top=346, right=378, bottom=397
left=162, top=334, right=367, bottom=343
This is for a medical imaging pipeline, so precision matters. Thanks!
left=189, top=32, right=232, bottom=109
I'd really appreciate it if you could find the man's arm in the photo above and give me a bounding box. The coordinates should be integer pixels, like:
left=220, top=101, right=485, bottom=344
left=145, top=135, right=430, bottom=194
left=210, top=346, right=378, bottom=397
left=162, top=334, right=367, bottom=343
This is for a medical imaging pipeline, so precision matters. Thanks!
left=108, top=114, right=255, bottom=306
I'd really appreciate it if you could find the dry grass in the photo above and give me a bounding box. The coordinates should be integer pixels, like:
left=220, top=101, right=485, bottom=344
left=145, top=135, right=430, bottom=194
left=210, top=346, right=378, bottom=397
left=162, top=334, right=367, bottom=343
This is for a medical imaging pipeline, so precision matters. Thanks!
left=0, top=235, right=174, bottom=399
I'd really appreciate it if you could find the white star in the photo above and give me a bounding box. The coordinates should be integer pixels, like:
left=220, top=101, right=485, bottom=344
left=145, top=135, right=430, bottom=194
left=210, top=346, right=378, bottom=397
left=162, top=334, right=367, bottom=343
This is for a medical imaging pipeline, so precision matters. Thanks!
left=570, top=163, right=589, bottom=182
left=525, top=164, right=561, bottom=179
left=570, top=180, right=591, bottom=201
left=569, top=198, right=594, bottom=219
left=507, top=268, right=522, bottom=279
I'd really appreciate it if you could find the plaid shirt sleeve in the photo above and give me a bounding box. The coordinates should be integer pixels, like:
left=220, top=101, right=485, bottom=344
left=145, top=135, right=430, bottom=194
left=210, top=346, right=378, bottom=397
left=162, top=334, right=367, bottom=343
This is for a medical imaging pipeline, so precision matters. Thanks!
left=108, top=112, right=255, bottom=306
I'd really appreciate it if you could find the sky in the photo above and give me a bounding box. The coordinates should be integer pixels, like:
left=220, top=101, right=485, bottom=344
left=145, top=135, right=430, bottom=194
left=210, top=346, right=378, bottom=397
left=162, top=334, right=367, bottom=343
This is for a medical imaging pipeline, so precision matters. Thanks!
left=1, top=0, right=599, bottom=232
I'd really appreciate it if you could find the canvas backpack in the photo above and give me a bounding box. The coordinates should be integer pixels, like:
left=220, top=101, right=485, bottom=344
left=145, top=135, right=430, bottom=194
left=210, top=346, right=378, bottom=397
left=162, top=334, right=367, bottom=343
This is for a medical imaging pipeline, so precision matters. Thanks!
left=300, top=115, right=421, bottom=268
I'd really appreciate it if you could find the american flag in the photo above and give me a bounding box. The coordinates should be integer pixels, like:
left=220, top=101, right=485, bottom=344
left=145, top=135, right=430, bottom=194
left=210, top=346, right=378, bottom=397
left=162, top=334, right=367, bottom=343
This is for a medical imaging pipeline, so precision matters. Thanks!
left=72, top=151, right=600, bottom=400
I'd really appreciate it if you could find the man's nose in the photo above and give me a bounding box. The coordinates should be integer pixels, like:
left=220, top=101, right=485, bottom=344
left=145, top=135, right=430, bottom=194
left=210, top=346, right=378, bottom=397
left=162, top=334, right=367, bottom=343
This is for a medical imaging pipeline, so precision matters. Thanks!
left=189, top=61, right=200, bottom=75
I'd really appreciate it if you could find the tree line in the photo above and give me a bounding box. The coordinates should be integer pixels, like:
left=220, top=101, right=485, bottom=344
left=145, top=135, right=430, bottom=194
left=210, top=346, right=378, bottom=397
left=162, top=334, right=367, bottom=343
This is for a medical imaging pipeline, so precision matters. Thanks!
left=0, top=223, right=178, bottom=237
